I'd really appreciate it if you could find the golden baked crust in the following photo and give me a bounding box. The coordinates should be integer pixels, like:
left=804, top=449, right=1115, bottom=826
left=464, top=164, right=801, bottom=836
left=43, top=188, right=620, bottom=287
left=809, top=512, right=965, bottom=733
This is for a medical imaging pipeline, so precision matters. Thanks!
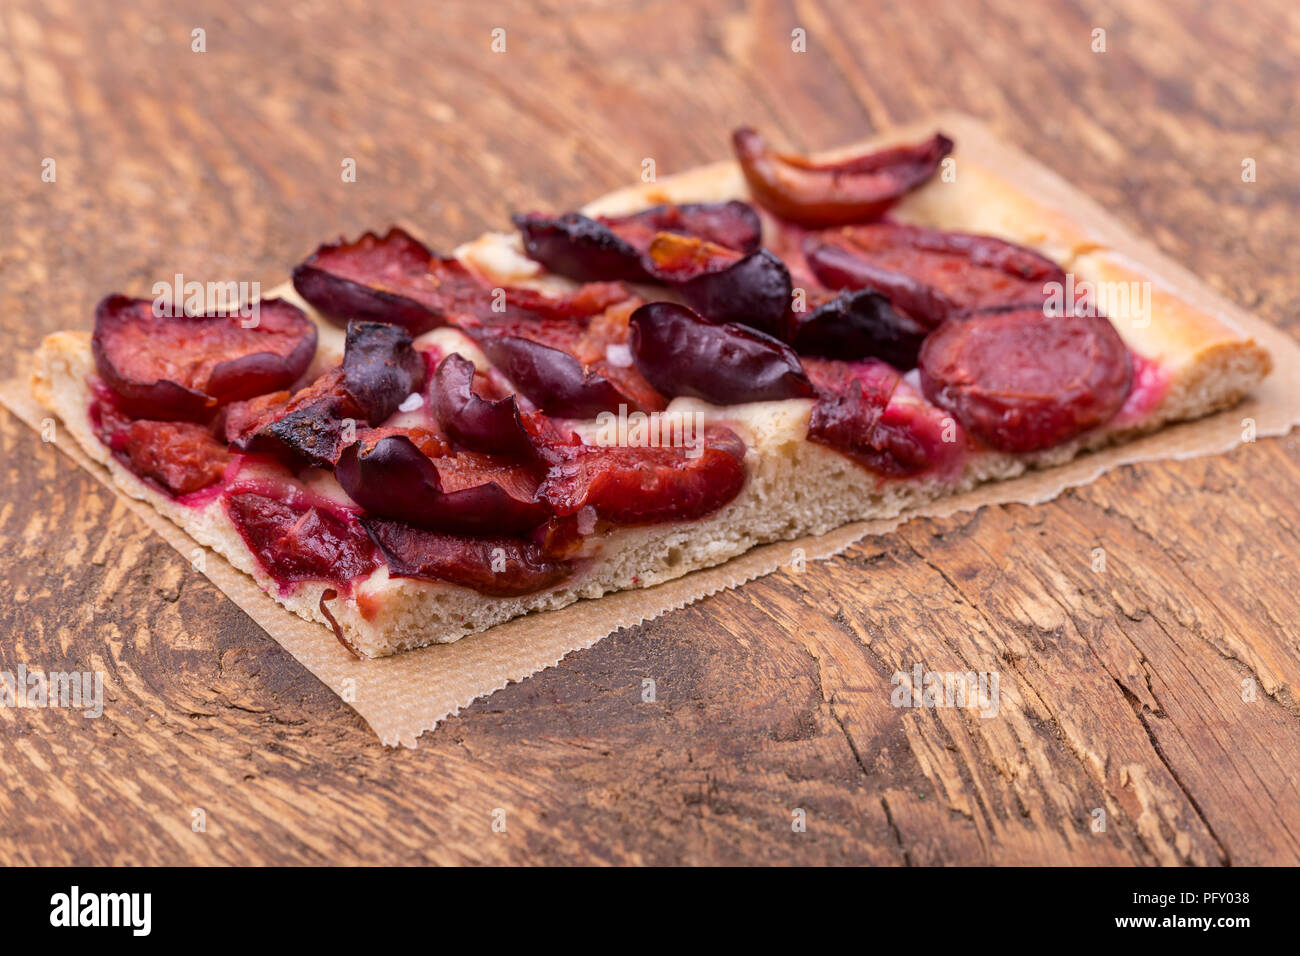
left=1071, top=250, right=1269, bottom=371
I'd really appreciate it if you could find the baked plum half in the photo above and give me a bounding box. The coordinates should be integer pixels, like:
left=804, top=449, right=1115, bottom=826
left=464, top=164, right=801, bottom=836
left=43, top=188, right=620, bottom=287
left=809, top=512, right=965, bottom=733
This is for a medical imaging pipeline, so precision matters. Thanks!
left=600, top=201, right=762, bottom=255
left=336, top=434, right=551, bottom=537
left=733, top=128, right=953, bottom=227
left=804, top=223, right=1068, bottom=327
left=92, top=295, right=316, bottom=421
left=645, top=233, right=793, bottom=337
left=786, top=288, right=930, bottom=369
left=475, top=334, right=632, bottom=419
left=224, top=490, right=381, bottom=592
left=341, top=321, right=427, bottom=425
left=513, top=212, right=652, bottom=283
left=628, top=302, right=813, bottom=405
left=292, top=227, right=455, bottom=334
left=225, top=321, right=426, bottom=467
left=460, top=294, right=664, bottom=417
left=362, top=518, right=572, bottom=597
left=293, top=227, right=620, bottom=335
left=429, top=353, right=534, bottom=456
left=92, top=397, right=232, bottom=497
left=538, top=426, right=748, bottom=526
left=804, top=358, right=965, bottom=478
left=513, top=200, right=761, bottom=283
left=641, top=235, right=928, bottom=366
left=224, top=369, right=359, bottom=468
left=918, top=306, right=1132, bottom=453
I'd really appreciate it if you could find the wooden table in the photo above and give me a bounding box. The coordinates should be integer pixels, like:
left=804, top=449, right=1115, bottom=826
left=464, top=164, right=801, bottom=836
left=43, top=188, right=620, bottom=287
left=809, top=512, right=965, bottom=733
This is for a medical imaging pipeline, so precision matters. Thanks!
left=2, top=0, right=1297, bottom=866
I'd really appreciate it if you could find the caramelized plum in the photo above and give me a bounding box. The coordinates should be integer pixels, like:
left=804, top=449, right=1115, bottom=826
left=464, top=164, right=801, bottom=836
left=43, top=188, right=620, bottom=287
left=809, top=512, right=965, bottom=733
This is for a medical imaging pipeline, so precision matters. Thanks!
left=513, top=212, right=652, bottom=282
left=804, top=357, right=901, bottom=408
left=336, top=435, right=550, bottom=536
left=501, top=282, right=632, bottom=322
left=476, top=335, right=630, bottom=418
left=460, top=292, right=664, bottom=416
left=918, top=307, right=1132, bottom=452
left=604, top=201, right=762, bottom=254
left=353, top=424, right=451, bottom=459
left=363, top=518, right=571, bottom=596
left=733, top=128, right=952, bottom=227
left=805, top=224, right=1067, bottom=327
left=787, top=288, right=929, bottom=369
left=293, top=227, right=449, bottom=333
left=341, top=321, right=426, bottom=425
left=117, top=420, right=231, bottom=496
left=296, top=225, right=636, bottom=335
left=224, top=491, right=381, bottom=591
left=429, top=353, right=532, bottom=456
left=295, top=228, right=546, bottom=331
left=539, top=426, right=747, bottom=525
left=628, top=302, right=814, bottom=404
left=570, top=299, right=667, bottom=414
left=222, top=388, right=291, bottom=443
left=233, top=375, right=360, bottom=467
left=223, top=369, right=359, bottom=468
left=804, top=358, right=898, bottom=460
left=865, top=397, right=967, bottom=478
left=804, top=358, right=963, bottom=478
left=643, top=232, right=742, bottom=282
left=645, top=235, right=793, bottom=337
left=513, top=201, right=761, bottom=282
left=92, top=295, right=316, bottom=421
left=225, top=322, right=427, bottom=467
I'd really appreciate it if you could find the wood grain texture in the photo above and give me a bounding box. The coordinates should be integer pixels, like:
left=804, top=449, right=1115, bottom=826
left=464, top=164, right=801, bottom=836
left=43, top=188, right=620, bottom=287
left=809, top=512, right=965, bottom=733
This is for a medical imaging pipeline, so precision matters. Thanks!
left=1, top=0, right=1298, bottom=865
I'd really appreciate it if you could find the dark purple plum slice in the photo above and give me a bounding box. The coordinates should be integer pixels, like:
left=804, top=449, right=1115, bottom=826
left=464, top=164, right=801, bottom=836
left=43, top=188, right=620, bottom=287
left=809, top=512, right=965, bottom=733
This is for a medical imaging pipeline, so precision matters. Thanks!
left=336, top=435, right=550, bottom=536
left=429, top=353, right=533, bottom=456
left=513, top=201, right=762, bottom=283
left=341, top=321, right=427, bottom=425
left=786, top=289, right=929, bottom=369
left=475, top=334, right=629, bottom=418
left=292, top=227, right=447, bottom=333
left=628, top=302, right=814, bottom=405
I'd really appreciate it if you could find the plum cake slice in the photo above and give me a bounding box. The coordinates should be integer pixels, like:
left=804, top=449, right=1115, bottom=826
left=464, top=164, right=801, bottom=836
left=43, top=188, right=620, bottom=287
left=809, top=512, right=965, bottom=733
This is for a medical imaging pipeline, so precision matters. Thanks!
left=31, top=126, right=1270, bottom=657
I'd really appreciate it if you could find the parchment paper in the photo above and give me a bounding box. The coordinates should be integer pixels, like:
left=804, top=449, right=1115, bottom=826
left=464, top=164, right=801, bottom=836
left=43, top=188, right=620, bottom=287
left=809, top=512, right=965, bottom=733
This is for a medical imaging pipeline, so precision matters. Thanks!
left=4, top=114, right=1298, bottom=746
